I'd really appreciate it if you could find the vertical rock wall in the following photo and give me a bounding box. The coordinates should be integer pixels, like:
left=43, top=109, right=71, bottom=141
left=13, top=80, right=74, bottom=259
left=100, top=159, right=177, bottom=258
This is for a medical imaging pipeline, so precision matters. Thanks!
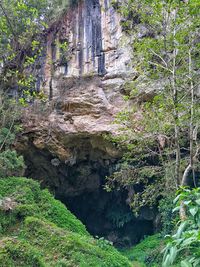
left=43, top=0, right=132, bottom=97
left=17, top=1, right=157, bottom=246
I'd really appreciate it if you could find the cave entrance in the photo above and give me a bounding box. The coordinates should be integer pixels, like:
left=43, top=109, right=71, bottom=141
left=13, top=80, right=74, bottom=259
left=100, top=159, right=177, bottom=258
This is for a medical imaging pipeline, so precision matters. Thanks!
left=22, top=135, right=155, bottom=248
left=57, top=188, right=154, bottom=248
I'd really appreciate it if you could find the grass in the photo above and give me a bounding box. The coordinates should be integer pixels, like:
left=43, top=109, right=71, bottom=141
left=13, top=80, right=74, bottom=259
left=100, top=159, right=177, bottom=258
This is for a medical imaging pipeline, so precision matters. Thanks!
left=121, top=234, right=164, bottom=267
left=0, top=177, right=132, bottom=267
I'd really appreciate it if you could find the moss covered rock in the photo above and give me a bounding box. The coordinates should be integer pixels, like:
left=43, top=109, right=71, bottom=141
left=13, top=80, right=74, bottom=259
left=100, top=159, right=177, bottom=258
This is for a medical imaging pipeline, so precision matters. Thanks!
left=0, top=177, right=131, bottom=267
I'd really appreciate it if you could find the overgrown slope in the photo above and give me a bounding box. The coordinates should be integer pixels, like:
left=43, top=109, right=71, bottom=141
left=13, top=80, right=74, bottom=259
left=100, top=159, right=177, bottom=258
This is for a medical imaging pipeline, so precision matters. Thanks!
left=121, top=234, right=163, bottom=267
left=0, top=177, right=131, bottom=267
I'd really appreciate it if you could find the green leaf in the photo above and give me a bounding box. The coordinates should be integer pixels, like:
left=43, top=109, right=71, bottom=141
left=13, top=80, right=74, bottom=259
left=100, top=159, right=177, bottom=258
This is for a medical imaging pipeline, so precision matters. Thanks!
left=195, top=199, right=200, bottom=205
left=172, top=206, right=180, bottom=213
left=162, top=254, right=172, bottom=267
left=181, top=237, right=196, bottom=247
left=189, top=207, right=198, bottom=217
left=173, top=194, right=181, bottom=204
left=173, top=221, right=187, bottom=239
left=193, top=258, right=200, bottom=267
left=181, top=260, right=193, bottom=267
left=183, top=200, right=191, bottom=206
left=169, top=246, right=177, bottom=263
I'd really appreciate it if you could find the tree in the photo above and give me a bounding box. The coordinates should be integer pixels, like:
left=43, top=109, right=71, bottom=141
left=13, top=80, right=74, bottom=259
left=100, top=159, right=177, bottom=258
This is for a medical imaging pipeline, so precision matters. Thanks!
left=107, top=0, right=200, bottom=214
left=0, top=0, right=69, bottom=178
left=0, top=92, right=25, bottom=177
left=0, top=0, right=70, bottom=97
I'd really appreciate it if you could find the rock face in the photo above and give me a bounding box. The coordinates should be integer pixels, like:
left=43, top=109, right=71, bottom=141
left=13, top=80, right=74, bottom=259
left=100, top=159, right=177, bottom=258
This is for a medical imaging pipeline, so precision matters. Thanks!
left=44, top=0, right=132, bottom=94
left=19, top=0, right=133, bottom=189
left=16, top=0, right=155, bottom=246
left=32, top=0, right=134, bottom=140
left=19, top=0, right=134, bottom=203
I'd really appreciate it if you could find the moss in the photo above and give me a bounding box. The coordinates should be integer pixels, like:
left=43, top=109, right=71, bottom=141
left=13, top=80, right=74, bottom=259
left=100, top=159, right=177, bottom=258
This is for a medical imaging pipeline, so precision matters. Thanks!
left=21, top=216, right=131, bottom=266
left=0, top=238, right=45, bottom=267
left=0, top=177, right=88, bottom=235
left=0, top=177, right=131, bottom=267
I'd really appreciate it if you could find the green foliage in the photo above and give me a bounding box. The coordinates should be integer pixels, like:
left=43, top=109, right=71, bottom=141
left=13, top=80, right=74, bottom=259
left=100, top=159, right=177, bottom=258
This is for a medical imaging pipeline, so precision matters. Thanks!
left=0, top=96, right=25, bottom=178
left=0, top=177, right=132, bottom=267
left=0, top=177, right=88, bottom=235
left=21, top=216, right=131, bottom=267
left=158, top=195, right=178, bottom=236
left=0, top=128, right=15, bottom=147
left=0, top=96, right=21, bottom=129
left=106, top=0, right=200, bottom=221
left=105, top=163, right=164, bottom=214
left=0, top=238, right=45, bottom=267
left=105, top=204, right=134, bottom=228
left=116, top=0, right=200, bottom=153
left=121, top=234, right=163, bottom=266
left=0, top=150, right=25, bottom=178
left=0, top=0, right=70, bottom=97
left=95, top=236, right=113, bottom=249
left=0, top=216, right=131, bottom=267
left=163, top=188, right=200, bottom=266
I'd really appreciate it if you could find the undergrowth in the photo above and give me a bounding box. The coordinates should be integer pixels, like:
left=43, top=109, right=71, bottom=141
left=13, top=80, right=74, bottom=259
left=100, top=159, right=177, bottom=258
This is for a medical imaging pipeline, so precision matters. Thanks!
left=0, top=177, right=131, bottom=267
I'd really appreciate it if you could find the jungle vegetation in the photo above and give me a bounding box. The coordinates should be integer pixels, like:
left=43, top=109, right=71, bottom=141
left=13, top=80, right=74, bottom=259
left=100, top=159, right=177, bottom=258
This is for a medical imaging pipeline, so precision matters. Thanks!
left=0, top=0, right=200, bottom=266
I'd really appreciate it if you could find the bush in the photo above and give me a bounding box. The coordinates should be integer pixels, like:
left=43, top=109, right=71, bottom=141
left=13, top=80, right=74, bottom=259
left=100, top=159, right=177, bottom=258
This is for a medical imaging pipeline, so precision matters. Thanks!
left=0, top=150, right=25, bottom=178
left=121, top=234, right=164, bottom=266
left=0, top=238, right=45, bottom=267
left=163, top=188, right=200, bottom=267
left=158, top=195, right=178, bottom=236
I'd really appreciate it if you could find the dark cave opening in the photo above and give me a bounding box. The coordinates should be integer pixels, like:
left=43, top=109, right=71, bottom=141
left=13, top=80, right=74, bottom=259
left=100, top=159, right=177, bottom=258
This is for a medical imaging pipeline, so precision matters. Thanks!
left=57, top=189, right=154, bottom=248
left=20, top=136, right=155, bottom=248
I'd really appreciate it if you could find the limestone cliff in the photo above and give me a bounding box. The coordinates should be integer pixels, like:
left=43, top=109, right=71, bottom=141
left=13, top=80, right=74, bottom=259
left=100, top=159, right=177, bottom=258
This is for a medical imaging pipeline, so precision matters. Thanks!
left=19, top=0, right=133, bottom=185
left=44, top=0, right=132, bottom=93
left=16, top=0, right=154, bottom=246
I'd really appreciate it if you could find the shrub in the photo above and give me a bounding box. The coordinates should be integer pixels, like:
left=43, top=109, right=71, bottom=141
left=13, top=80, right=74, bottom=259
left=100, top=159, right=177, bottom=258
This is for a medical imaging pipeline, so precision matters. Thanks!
left=163, top=188, right=200, bottom=267
left=121, top=234, right=163, bottom=266
left=0, top=150, right=25, bottom=178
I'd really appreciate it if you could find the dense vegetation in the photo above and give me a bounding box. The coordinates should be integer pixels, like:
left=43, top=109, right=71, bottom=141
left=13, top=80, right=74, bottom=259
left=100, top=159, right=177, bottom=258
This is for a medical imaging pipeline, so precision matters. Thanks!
left=108, top=0, right=200, bottom=210
left=0, top=177, right=132, bottom=266
left=0, top=0, right=200, bottom=266
left=107, top=0, right=200, bottom=265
